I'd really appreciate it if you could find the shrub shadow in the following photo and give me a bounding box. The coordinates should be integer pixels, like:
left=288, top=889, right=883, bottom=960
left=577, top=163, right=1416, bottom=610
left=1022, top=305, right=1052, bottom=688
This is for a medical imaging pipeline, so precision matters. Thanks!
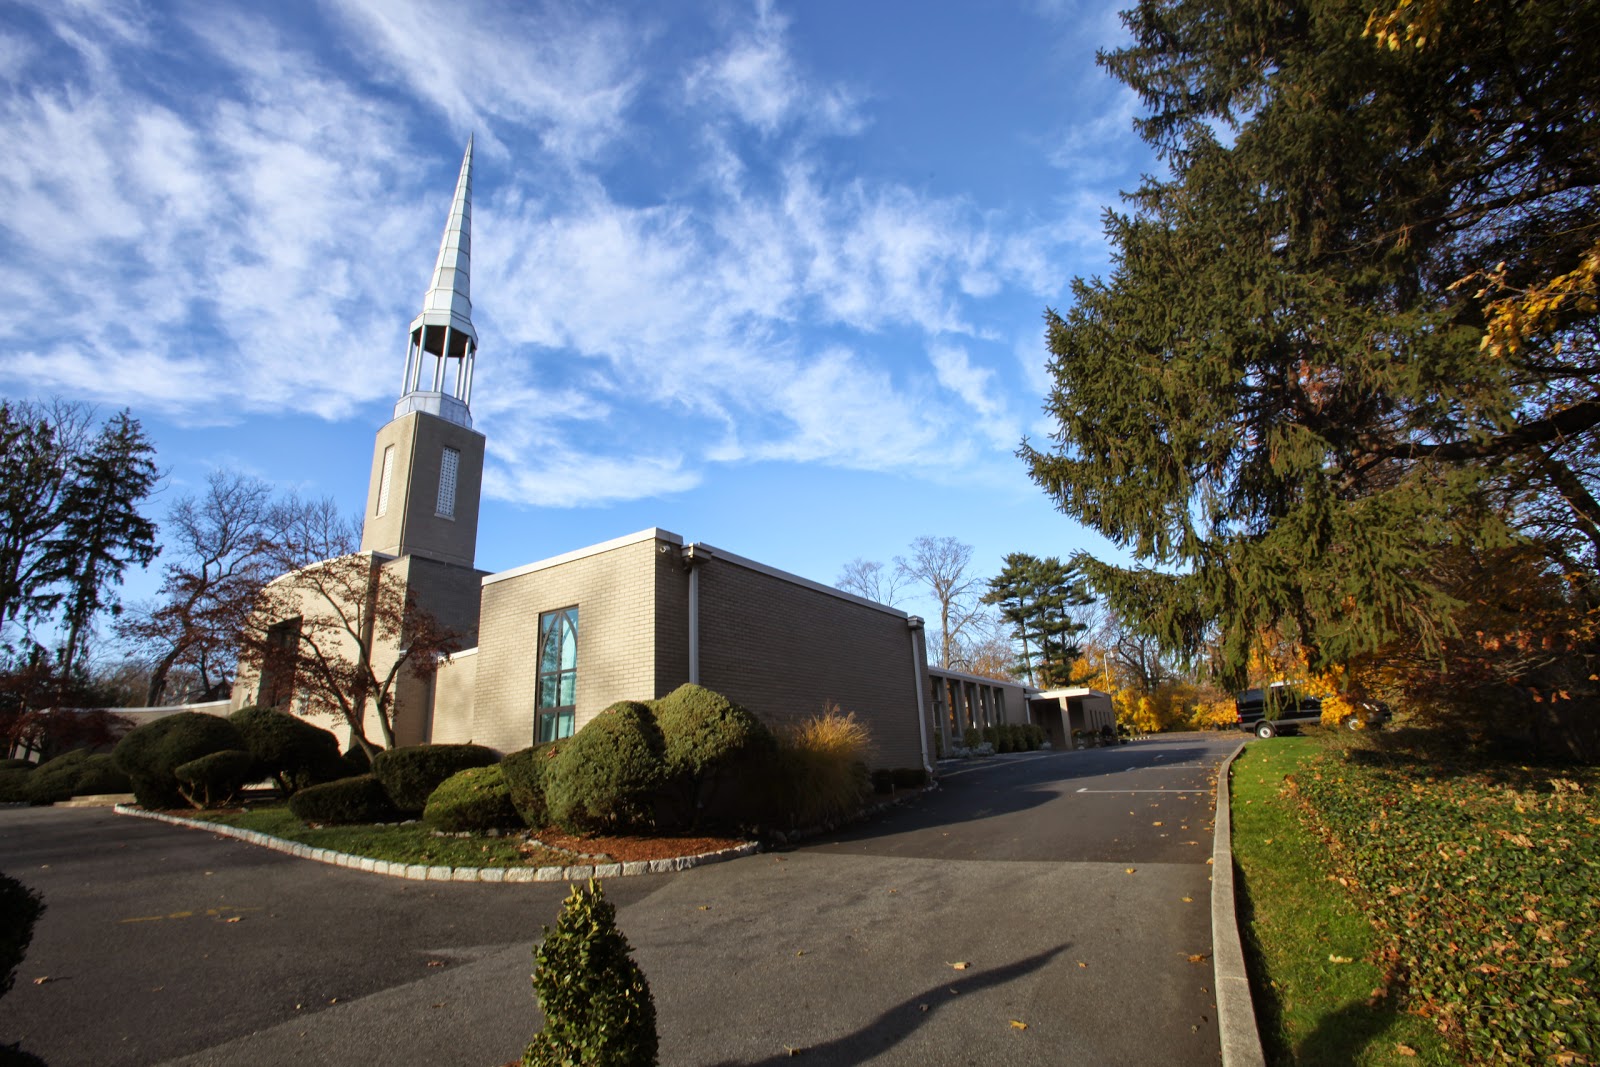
left=704, top=943, right=1070, bottom=1066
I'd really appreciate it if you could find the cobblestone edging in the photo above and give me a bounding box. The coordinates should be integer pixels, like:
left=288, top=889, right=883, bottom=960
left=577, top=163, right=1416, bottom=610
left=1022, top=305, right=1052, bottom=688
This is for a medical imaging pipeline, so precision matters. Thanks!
left=112, top=805, right=760, bottom=883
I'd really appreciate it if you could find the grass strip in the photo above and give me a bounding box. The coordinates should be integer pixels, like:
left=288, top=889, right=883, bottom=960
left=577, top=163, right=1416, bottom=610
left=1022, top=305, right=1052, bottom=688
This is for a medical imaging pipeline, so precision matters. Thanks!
left=1230, top=736, right=1451, bottom=1066
left=192, top=806, right=578, bottom=868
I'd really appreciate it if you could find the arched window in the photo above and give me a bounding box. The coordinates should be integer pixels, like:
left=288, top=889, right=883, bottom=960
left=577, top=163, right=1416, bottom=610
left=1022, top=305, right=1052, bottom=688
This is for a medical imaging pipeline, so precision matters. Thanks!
left=536, top=606, right=578, bottom=742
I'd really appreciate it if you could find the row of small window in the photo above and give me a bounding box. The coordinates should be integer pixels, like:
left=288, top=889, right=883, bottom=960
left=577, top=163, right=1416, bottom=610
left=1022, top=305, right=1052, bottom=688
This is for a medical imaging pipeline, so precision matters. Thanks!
left=375, top=446, right=460, bottom=519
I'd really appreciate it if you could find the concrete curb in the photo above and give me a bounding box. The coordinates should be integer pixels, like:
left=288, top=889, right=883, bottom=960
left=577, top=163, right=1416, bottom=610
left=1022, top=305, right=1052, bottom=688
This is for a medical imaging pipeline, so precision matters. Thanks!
left=1211, top=740, right=1266, bottom=1067
left=112, top=805, right=761, bottom=882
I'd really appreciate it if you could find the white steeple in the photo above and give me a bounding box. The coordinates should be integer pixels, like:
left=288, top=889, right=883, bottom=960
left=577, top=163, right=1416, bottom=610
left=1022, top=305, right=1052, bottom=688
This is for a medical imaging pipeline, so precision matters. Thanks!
left=396, top=137, right=478, bottom=429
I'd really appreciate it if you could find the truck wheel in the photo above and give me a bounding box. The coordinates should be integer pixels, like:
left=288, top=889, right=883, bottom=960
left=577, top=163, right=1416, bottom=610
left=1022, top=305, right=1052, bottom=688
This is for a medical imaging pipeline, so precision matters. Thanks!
left=1345, top=716, right=1362, bottom=731
left=1255, top=722, right=1276, bottom=740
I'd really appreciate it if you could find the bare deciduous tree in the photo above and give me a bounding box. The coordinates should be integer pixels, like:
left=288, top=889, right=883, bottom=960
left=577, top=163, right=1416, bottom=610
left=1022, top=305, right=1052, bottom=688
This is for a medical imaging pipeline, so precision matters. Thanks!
left=237, top=507, right=460, bottom=758
left=834, top=558, right=906, bottom=607
left=895, top=536, right=983, bottom=668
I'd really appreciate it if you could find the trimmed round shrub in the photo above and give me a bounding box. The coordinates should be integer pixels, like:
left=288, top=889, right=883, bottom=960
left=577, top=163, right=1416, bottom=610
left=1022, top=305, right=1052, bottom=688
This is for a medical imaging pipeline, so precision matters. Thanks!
left=288, top=774, right=398, bottom=825
left=501, top=741, right=567, bottom=828
left=371, top=743, right=500, bottom=814
left=423, top=764, right=522, bottom=832
left=546, top=702, right=666, bottom=834
left=870, top=768, right=894, bottom=795
left=113, top=713, right=246, bottom=809
left=174, top=749, right=255, bottom=808
left=72, top=754, right=131, bottom=796
left=229, top=707, right=349, bottom=796
left=0, top=759, right=33, bottom=771
left=0, top=767, right=34, bottom=804
left=21, top=749, right=93, bottom=805
left=652, top=684, right=774, bottom=829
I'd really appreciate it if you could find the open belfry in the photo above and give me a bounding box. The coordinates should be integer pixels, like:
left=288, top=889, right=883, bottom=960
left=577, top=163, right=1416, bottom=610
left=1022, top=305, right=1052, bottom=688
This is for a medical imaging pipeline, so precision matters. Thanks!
left=360, top=138, right=485, bottom=571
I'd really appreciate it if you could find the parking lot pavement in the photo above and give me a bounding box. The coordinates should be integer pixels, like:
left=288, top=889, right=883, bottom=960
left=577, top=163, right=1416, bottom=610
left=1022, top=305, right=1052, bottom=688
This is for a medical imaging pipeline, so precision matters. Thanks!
left=0, top=733, right=1239, bottom=1066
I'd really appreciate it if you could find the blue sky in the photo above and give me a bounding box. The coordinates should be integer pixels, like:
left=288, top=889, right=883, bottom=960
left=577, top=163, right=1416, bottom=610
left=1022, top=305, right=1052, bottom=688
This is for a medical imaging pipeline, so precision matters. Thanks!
left=0, top=0, right=1157, bottom=637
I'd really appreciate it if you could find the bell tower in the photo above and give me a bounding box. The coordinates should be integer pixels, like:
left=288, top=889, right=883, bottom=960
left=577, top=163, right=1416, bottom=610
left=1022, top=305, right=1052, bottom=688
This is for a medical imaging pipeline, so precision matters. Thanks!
left=361, top=138, right=486, bottom=569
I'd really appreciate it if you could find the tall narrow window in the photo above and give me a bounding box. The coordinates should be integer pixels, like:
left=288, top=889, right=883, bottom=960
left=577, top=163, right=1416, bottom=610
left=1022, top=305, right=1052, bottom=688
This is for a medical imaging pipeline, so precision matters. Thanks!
left=375, top=445, right=395, bottom=516
left=436, top=447, right=460, bottom=518
left=259, top=617, right=302, bottom=709
left=536, top=606, right=579, bottom=742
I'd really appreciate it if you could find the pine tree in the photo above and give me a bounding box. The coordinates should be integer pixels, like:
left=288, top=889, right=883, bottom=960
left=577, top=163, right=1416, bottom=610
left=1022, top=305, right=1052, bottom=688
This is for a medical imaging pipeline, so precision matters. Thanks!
left=983, top=554, right=1094, bottom=688
left=1025, top=0, right=1600, bottom=684
left=44, top=411, right=160, bottom=685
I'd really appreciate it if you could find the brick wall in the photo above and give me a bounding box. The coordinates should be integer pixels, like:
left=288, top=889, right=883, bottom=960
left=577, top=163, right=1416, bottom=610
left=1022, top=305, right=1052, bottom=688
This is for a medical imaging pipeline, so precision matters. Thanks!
left=430, top=649, right=478, bottom=745
left=694, top=551, right=926, bottom=770
left=468, top=532, right=681, bottom=753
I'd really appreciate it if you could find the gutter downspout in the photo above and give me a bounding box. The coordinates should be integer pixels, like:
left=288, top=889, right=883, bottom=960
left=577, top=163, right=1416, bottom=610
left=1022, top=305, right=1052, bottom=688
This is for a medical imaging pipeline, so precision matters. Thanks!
left=682, top=544, right=712, bottom=685
left=908, top=616, right=932, bottom=776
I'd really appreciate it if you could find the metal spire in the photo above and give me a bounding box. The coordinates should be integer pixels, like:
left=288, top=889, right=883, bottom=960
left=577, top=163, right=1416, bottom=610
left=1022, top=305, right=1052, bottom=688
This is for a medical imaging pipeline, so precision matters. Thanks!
left=397, top=137, right=478, bottom=428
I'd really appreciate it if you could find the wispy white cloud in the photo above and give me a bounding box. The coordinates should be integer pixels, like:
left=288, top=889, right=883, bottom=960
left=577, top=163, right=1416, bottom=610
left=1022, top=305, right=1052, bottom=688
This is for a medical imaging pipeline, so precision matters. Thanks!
left=325, top=0, right=644, bottom=163
left=0, top=1, right=1096, bottom=508
left=684, top=0, right=862, bottom=137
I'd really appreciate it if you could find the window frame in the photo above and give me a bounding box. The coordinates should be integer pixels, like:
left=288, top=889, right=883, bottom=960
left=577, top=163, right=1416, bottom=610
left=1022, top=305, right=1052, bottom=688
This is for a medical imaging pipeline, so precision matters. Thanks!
left=535, top=605, right=579, bottom=742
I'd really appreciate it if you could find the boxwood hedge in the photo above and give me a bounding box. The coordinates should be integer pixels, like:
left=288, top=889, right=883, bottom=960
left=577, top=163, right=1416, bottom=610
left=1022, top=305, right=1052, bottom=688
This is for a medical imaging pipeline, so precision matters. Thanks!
left=113, top=713, right=246, bottom=809
left=288, top=774, right=399, bottom=826
left=423, top=764, right=522, bottom=833
left=372, top=743, right=500, bottom=814
left=546, top=702, right=665, bottom=834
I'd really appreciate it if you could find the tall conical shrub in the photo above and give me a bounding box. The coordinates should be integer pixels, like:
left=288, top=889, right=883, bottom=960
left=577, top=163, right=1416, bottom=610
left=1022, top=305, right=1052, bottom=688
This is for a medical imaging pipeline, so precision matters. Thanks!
left=524, top=878, right=657, bottom=1067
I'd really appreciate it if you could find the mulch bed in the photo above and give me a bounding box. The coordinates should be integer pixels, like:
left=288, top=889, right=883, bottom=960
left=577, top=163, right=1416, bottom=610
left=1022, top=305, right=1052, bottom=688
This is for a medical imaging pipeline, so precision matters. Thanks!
left=530, top=827, right=750, bottom=863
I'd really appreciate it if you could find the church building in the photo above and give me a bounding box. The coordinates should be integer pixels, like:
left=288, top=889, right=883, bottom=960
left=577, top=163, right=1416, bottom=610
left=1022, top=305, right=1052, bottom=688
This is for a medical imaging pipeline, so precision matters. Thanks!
left=228, top=140, right=1058, bottom=773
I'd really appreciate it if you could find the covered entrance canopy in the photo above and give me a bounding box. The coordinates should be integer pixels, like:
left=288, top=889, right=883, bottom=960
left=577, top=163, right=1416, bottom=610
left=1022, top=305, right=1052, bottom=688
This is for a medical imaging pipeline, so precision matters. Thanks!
left=1027, top=688, right=1114, bottom=749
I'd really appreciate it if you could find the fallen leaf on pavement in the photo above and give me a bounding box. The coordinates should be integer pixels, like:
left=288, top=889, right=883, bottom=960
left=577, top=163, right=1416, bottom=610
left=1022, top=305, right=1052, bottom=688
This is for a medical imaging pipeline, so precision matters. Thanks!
left=1009, top=1020, right=1028, bottom=1030
left=1125, top=868, right=1136, bottom=874
left=32, top=977, right=55, bottom=986
left=1182, top=897, right=1193, bottom=903
left=949, top=961, right=969, bottom=970
left=1077, top=961, right=1088, bottom=968
left=427, top=960, right=446, bottom=968
left=1187, top=954, right=1210, bottom=964
left=224, top=916, right=243, bottom=923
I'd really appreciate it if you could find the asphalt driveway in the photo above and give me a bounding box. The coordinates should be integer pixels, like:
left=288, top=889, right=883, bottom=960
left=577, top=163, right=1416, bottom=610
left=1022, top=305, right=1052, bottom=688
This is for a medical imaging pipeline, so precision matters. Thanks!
left=0, top=731, right=1240, bottom=1065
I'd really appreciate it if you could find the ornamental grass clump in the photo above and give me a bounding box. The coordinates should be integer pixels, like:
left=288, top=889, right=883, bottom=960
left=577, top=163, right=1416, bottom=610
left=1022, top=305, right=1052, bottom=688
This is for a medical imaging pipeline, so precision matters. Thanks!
left=524, top=878, right=657, bottom=1067
left=773, top=703, right=871, bottom=829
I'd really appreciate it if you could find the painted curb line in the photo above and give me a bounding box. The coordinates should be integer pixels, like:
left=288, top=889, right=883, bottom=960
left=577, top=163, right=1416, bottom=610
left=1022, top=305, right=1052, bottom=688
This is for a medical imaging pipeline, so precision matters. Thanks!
left=112, top=805, right=761, bottom=882
left=1212, top=740, right=1267, bottom=1067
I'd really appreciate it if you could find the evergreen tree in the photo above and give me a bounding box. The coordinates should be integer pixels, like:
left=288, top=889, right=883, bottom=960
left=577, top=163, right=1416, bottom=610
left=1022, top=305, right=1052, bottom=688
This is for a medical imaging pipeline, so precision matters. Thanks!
left=0, top=401, right=87, bottom=632
left=43, top=411, right=160, bottom=684
left=983, top=554, right=1093, bottom=689
left=1024, top=0, right=1600, bottom=684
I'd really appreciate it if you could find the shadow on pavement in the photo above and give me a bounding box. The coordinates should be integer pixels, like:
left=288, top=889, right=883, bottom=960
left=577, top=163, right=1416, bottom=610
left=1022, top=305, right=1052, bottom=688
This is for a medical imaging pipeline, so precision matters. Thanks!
left=705, top=943, right=1072, bottom=1066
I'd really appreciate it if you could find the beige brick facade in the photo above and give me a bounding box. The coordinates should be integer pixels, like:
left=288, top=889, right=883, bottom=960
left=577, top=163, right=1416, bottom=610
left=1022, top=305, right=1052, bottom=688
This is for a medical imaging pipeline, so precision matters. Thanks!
left=359, top=410, right=485, bottom=569
left=693, top=547, right=928, bottom=771
left=468, top=530, right=687, bottom=753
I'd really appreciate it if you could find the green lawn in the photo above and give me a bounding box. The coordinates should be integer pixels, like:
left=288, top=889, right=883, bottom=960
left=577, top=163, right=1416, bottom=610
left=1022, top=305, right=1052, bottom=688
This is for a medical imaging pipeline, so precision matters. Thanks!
left=192, top=806, right=578, bottom=868
left=1230, top=736, right=1453, bottom=1066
